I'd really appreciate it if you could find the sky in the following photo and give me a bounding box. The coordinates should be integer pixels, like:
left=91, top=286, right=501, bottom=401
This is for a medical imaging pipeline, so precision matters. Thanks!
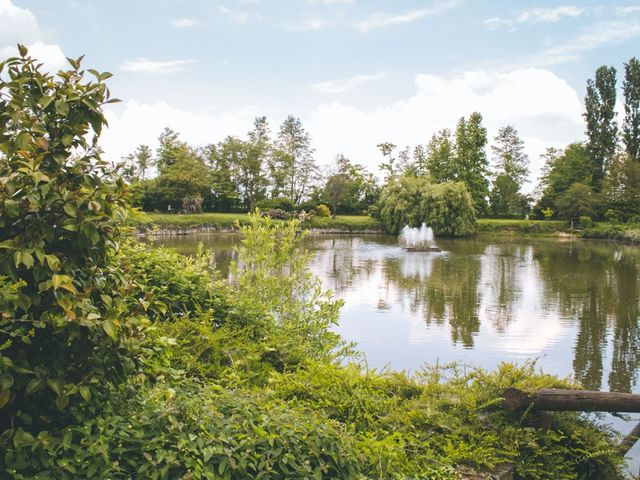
left=2, top=0, right=640, bottom=188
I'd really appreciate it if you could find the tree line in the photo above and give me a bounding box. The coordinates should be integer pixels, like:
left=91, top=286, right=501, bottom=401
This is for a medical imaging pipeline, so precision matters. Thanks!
left=123, top=57, right=640, bottom=223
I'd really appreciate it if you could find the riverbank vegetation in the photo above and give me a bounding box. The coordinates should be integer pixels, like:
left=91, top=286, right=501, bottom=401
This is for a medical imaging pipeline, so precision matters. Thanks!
left=0, top=50, right=630, bottom=478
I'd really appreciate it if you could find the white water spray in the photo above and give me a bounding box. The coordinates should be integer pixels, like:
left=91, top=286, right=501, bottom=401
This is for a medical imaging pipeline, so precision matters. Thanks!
left=399, top=223, right=438, bottom=249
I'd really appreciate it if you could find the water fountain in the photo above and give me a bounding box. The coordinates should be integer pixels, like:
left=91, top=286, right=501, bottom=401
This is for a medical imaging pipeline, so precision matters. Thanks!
left=399, top=223, right=441, bottom=252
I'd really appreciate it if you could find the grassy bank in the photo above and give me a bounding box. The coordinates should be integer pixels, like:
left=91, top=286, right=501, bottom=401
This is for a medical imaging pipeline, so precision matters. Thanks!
left=134, top=212, right=385, bottom=232
left=581, top=223, right=640, bottom=244
left=133, top=213, right=640, bottom=244
left=476, top=218, right=570, bottom=236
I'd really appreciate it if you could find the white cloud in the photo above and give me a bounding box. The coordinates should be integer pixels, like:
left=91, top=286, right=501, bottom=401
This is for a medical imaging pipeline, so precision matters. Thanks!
left=516, top=20, right=640, bottom=67
left=485, top=5, right=583, bottom=30
left=355, top=0, right=461, bottom=32
left=120, top=57, right=195, bottom=73
left=102, top=101, right=264, bottom=162
left=217, top=6, right=252, bottom=25
left=285, top=18, right=333, bottom=31
left=0, top=41, right=66, bottom=69
left=0, top=0, right=65, bottom=70
left=171, top=17, right=200, bottom=28
left=310, top=72, right=385, bottom=93
left=307, top=69, right=584, bottom=189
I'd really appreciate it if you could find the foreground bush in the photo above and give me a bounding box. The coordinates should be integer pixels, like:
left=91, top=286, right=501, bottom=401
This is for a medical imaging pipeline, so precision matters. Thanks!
left=378, top=176, right=477, bottom=236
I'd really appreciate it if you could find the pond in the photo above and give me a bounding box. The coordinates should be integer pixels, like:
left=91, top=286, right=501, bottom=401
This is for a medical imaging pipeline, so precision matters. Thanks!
left=143, top=232, right=640, bottom=468
left=144, top=233, right=640, bottom=394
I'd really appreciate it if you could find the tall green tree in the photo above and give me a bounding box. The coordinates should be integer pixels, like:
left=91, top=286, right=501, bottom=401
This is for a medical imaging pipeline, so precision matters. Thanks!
left=454, top=112, right=490, bottom=215
left=489, top=126, right=530, bottom=217
left=535, top=143, right=592, bottom=217
left=271, top=115, right=317, bottom=203
left=156, top=127, right=188, bottom=170
left=122, top=144, right=153, bottom=182
left=584, top=66, right=617, bottom=191
left=623, top=57, right=640, bottom=162
left=206, top=137, right=242, bottom=211
left=322, top=155, right=379, bottom=214
left=240, top=116, right=270, bottom=208
left=425, top=129, right=456, bottom=183
left=377, top=142, right=398, bottom=182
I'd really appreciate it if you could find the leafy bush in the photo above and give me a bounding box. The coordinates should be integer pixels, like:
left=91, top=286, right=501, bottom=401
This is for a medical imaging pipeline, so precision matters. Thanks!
left=254, top=197, right=296, bottom=212
left=0, top=48, right=150, bottom=425
left=605, top=209, right=623, bottom=223
left=316, top=203, right=331, bottom=217
left=232, top=212, right=346, bottom=367
left=378, top=176, right=477, bottom=236
left=0, top=378, right=363, bottom=480
left=268, top=362, right=623, bottom=479
left=579, top=215, right=594, bottom=228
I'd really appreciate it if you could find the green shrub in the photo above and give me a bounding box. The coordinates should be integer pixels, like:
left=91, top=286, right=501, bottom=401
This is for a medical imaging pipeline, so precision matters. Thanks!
left=378, top=176, right=477, bottom=236
left=579, top=215, right=594, bottom=228
left=316, top=203, right=331, bottom=217
left=605, top=209, right=623, bottom=223
left=254, top=197, right=296, bottom=212
left=0, top=48, right=150, bottom=425
left=0, top=378, right=363, bottom=479
left=232, top=212, right=346, bottom=366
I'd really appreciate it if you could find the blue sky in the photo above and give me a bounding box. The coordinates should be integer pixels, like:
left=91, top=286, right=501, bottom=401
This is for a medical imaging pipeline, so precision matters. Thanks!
left=2, top=0, right=640, bottom=185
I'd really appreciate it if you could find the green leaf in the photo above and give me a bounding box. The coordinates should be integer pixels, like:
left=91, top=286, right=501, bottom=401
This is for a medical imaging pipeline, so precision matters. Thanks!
left=25, top=378, right=44, bottom=396
left=45, top=254, right=61, bottom=271
left=0, top=374, right=14, bottom=390
left=38, top=95, right=55, bottom=110
left=78, top=385, right=91, bottom=401
left=46, top=378, right=64, bottom=397
left=63, top=203, right=78, bottom=218
left=102, top=319, right=118, bottom=340
left=16, top=132, right=32, bottom=150
left=55, top=100, right=69, bottom=117
left=0, top=389, right=10, bottom=410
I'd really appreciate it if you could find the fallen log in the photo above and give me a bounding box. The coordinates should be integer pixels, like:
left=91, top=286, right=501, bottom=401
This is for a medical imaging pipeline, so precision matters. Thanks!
left=502, top=388, right=640, bottom=413
left=503, top=388, right=640, bottom=459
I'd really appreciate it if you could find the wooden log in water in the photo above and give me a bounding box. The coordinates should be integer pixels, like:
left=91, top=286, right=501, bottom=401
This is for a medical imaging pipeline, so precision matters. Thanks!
left=502, top=388, right=640, bottom=413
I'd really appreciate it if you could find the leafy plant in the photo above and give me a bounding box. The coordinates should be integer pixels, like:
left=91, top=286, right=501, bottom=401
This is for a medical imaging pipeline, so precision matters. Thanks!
left=0, top=47, right=148, bottom=426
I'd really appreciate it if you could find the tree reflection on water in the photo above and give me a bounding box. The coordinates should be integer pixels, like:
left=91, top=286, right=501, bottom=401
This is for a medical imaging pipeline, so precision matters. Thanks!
left=146, top=233, right=640, bottom=393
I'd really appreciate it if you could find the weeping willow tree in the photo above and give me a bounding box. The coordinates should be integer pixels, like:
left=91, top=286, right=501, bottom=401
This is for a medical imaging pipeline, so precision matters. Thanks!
left=377, top=176, right=477, bottom=236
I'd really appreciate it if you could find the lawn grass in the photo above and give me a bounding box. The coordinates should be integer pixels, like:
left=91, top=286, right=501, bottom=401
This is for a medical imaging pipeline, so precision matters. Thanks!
left=476, top=218, right=570, bottom=236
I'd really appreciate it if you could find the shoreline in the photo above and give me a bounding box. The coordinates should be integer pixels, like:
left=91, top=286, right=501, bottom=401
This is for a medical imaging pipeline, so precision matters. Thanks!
left=131, top=213, right=640, bottom=244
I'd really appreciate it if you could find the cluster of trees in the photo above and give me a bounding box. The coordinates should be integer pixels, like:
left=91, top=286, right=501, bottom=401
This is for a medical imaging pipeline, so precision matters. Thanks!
left=124, top=118, right=378, bottom=216
left=123, top=58, right=640, bottom=227
left=536, top=58, right=640, bottom=222
left=375, top=113, right=531, bottom=223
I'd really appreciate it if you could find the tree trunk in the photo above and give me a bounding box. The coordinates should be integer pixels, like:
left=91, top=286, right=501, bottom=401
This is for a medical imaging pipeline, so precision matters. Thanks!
left=502, top=388, right=640, bottom=413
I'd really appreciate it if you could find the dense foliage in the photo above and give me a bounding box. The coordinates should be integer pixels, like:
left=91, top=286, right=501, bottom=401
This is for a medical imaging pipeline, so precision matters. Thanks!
left=377, top=176, right=477, bottom=236
left=0, top=48, right=151, bottom=427
left=0, top=49, right=629, bottom=480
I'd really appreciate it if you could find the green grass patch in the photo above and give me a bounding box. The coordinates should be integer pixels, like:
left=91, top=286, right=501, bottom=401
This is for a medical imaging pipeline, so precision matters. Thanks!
left=477, top=218, right=570, bottom=236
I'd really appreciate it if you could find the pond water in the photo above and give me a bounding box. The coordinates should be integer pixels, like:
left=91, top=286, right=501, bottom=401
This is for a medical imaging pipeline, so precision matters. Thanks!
left=144, top=233, right=640, bottom=466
